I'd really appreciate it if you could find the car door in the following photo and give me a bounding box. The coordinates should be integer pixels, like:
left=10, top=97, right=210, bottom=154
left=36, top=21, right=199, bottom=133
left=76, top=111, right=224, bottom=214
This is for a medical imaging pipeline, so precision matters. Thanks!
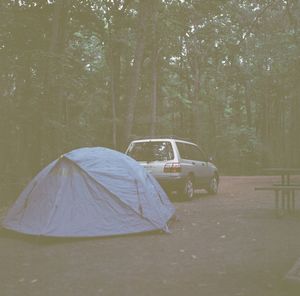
left=186, top=144, right=211, bottom=187
left=175, top=142, right=195, bottom=179
left=176, top=142, right=206, bottom=187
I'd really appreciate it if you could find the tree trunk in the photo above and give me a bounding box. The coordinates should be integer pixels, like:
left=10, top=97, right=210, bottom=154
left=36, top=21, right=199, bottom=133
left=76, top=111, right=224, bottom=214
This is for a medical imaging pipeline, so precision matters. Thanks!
left=245, top=85, right=252, bottom=127
left=150, top=52, right=158, bottom=137
left=191, top=55, right=202, bottom=144
left=150, top=11, right=160, bottom=137
left=42, top=0, right=70, bottom=161
left=108, top=38, right=118, bottom=149
left=106, top=5, right=123, bottom=149
left=289, top=95, right=300, bottom=167
left=123, top=0, right=153, bottom=144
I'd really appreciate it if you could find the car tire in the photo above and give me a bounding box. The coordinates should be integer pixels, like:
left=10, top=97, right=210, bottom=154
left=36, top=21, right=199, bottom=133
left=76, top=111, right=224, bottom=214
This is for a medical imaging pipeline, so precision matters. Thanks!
left=164, top=188, right=173, bottom=200
left=207, top=175, right=218, bottom=195
left=182, top=176, right=194, bottom=200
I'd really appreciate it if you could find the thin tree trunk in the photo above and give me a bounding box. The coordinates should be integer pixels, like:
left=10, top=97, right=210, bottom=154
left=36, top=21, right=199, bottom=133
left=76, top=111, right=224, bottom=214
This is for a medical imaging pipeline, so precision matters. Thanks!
left=150, top=11, right=160, bottom=137
left=108, top=38, right=118, bottom=149
left=150, top=53, right=158, bottom=137
left=245, top=89, right=252, bottom=127
left=191, top=55, right=201, bottom=144
left=289, top=95, right=300, bottom=166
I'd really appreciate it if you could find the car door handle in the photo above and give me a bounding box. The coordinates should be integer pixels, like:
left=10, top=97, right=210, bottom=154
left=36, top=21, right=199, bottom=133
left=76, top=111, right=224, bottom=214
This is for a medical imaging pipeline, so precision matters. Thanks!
left=192, top=162, right=196, bottom=165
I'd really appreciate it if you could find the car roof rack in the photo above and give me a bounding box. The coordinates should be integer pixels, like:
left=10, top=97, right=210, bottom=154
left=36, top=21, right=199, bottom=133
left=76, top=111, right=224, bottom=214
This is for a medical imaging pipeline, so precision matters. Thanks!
left=132, top=135, right=193, bottom=142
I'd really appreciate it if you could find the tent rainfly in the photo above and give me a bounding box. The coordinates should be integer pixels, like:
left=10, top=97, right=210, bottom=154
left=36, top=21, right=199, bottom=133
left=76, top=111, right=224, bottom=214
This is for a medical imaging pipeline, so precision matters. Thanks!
left=2, top=147, right=175, bottom=237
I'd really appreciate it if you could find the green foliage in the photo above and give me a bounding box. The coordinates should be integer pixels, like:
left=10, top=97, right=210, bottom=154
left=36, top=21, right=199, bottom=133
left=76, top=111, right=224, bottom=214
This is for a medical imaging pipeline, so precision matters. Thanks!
left=217, top=125, right=259, bottom=175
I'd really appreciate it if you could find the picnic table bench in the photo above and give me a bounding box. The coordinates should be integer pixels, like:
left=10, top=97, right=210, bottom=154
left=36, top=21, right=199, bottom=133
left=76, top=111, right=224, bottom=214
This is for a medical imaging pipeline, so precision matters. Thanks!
left=255, top=168, right=300, bottom=215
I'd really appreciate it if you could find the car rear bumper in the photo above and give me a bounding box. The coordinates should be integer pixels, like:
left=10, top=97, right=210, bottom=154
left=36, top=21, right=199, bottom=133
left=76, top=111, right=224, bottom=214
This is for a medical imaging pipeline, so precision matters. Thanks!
left=155, top=175, right=185, bottom=192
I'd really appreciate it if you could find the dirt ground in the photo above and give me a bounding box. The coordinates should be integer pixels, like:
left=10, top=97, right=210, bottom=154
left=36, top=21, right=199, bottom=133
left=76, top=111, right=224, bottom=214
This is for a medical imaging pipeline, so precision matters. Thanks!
left=1, top=176, right=300, bottom=296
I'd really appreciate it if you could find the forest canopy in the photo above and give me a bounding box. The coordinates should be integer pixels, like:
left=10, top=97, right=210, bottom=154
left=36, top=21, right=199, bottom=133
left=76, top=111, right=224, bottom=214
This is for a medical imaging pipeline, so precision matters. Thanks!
left=0, top=0, right=299, bottom=200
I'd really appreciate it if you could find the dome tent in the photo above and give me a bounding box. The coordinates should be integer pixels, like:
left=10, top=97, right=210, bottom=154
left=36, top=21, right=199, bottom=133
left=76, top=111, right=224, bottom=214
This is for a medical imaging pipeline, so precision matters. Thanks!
left=2, top=147, right=175, bottom=237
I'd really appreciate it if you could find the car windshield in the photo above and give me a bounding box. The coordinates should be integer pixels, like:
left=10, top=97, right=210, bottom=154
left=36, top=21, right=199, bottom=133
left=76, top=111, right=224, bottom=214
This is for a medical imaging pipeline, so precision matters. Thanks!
left=127, top=141, right=174, bottom=162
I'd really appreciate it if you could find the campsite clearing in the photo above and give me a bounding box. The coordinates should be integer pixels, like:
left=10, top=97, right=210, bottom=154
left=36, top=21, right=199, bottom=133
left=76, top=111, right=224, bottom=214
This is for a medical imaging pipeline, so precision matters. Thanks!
left=1, top=176, right=300, bottom=296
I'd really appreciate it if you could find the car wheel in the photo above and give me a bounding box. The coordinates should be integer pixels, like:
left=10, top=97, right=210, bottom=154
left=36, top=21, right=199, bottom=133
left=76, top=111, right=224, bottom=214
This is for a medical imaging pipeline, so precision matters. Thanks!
left=207, top=175, right=218, bottom=195
left=182, top=176, right=194, bottom=200
left=164, top=188, right=173, bottom=200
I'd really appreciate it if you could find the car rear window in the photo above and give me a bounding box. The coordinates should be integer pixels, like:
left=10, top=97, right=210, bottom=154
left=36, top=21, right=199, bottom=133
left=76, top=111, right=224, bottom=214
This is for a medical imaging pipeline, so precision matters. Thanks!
left=127, top=141, right=174, bottom=162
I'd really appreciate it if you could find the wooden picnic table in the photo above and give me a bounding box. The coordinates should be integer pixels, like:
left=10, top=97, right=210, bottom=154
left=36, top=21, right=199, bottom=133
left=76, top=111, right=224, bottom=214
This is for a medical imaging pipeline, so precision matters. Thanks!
left=256, top=168, right=300, bottom=215
left=262, top=168, right=300, bottom=186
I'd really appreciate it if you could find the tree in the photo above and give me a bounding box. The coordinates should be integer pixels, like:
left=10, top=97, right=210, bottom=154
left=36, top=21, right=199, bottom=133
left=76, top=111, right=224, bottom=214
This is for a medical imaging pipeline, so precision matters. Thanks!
left=123, top=0, right=157, bottom=144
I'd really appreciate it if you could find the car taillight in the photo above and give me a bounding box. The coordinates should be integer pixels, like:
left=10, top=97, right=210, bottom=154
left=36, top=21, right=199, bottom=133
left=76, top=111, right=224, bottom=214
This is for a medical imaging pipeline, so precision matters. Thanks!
left=164, top=162, right=181, bottom=173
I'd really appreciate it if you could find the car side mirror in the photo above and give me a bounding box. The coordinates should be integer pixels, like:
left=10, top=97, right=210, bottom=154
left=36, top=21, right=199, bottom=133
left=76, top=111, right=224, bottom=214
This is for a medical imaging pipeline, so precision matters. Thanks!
left=207, top=156, right=214, bottom=163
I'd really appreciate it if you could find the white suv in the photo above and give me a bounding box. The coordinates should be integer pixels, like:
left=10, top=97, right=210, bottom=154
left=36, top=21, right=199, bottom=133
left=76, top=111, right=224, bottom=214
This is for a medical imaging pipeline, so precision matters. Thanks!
left=126, top=137, right=219, bottom=200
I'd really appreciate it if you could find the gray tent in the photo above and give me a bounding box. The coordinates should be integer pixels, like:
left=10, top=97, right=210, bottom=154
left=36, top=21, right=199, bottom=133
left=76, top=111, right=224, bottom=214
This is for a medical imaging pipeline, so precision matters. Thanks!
left=2, top=147, right=175, bottom=237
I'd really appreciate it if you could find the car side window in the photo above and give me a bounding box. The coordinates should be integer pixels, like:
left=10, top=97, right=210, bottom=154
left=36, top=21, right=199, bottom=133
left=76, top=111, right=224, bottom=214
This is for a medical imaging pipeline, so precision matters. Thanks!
left=188, top=144, right=206, bottom=161
left=176, top=142, right=189, bottom=159
left=177, top=142, right=206, bottom=161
